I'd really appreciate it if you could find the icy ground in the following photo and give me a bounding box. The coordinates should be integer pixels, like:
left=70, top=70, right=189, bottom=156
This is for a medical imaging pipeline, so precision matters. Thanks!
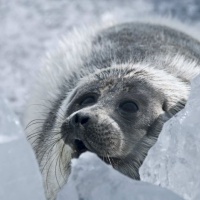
left=58, top=152, right=183, bottom=200
left=0, top=99, right=45, bottom=200
left=140, top=74, right=200, bottom=200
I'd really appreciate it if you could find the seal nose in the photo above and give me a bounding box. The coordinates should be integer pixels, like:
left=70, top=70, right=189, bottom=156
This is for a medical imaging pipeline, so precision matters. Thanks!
left=70, top=113, right=90, bottom=127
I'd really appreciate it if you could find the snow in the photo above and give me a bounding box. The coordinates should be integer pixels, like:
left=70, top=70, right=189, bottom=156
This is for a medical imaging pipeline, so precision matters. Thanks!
left=140, top=74, right=200, bottom=200
left=58, top=152, right=183, bottom=200
left=0, top=99, right=46, bottom=200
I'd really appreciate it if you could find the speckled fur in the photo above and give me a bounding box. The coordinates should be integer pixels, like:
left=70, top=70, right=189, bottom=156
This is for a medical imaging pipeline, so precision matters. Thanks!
left=25, top=19, right=200, bottom=200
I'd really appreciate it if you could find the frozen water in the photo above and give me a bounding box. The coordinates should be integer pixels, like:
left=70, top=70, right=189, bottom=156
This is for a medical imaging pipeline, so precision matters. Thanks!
left=58, top=152, right=183, bottom=200
left=140, top=74, right=200, bottom=200
left=0, top=99, right=46, bottom=200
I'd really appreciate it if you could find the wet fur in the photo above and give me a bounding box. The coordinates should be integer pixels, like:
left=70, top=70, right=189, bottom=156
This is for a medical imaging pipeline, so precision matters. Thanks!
left=25, top=19, right=200, bottom=200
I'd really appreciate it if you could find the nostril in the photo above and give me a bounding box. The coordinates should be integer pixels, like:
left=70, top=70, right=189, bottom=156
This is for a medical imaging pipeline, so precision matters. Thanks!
left=80, top=116, right=89, bottom=125
left=74, top=114, right=79, bottom=124
left=70, top=113, right=90, bottom=127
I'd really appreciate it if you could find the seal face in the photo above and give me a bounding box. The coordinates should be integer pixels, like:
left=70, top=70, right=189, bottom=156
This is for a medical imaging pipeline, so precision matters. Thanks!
left=60, top=68, right=167, bottom=179
left=25, top=21, right=200, bottom=200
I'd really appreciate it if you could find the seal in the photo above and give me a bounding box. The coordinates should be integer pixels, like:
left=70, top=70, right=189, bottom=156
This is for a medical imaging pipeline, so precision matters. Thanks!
left=25, top=20, right=200, bottom=200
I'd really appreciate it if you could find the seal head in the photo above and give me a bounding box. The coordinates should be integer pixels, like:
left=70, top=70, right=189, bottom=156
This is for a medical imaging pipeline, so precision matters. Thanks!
left=60, top=64, right=188, bottom=179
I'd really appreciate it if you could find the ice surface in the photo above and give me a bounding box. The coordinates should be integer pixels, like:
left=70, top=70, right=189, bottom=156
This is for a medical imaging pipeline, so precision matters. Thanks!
left=58, top=152, right=183, bottom=200
left=140, top=74, right=200, bottom=200
left=0, top=99, right=46, bottom=200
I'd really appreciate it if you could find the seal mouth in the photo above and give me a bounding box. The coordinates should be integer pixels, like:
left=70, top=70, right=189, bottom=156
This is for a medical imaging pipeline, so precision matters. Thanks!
left=73, top=139, right=103, bottom=157
left=73, top=139, right=110, bottom=161
left=74, top=139, right=89, bottom=157
left=73, top=139, right=116, bottom=167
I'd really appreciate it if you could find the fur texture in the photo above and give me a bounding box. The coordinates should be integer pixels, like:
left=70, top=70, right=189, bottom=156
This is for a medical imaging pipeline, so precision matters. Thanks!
left=25, top=19, right=200, bottom=200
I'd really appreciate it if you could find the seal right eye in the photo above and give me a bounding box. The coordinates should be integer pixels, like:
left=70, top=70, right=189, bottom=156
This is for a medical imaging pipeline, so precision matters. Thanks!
left=80, top=96, right=96, bottom=106
left=119, top=101, right=139, bottom=113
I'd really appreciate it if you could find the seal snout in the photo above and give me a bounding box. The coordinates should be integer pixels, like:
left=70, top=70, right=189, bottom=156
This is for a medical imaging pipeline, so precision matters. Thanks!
left=70, top=112, right=90, bottom=127
left=63, top=110, right=125, bottom=158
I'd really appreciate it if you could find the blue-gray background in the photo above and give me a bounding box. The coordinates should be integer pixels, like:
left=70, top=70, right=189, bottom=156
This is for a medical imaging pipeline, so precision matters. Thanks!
left=1, top=0, right=200, bottom=120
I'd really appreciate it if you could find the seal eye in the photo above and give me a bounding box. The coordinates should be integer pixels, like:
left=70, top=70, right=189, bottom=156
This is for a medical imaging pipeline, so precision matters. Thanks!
left=119, top=101, right=139, bottom=113
left=80, top=96, right=96, bottom=106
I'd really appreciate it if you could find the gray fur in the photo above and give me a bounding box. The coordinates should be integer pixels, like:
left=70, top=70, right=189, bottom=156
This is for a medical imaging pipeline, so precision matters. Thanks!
left=25, top=21, right=200, bottom=200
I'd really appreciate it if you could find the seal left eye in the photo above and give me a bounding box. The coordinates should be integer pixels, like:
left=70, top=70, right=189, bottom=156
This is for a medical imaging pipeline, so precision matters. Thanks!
left=80, top=96, right=96, bottom=106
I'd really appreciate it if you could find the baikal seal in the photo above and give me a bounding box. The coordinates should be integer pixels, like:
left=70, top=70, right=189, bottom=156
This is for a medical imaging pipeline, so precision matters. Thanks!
left=25, top=19, right=200, bottom=200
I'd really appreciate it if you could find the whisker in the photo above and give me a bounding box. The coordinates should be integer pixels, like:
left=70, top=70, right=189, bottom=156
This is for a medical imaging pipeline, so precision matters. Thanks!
left=107, top=153, right=113, bottom=167
left=30, top=137, right=41, bottom=146
left=41, top=139, right=61, bottom=173
left=58, top=144, right=66, bottom=180
left=25, top=121, right=46, bottom=130
left=46, top=150, right=61, bottom=191
left=25, top=119, right=46, bottom=130
left=55, top=152, right=62, bottom=189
